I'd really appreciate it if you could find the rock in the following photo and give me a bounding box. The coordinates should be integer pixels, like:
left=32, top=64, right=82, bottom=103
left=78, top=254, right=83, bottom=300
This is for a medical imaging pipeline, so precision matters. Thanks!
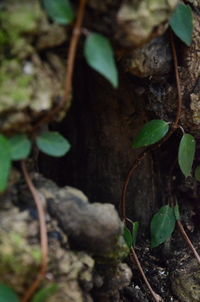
left=116, top=0, right=178, bottom=47
left=28, top=174, right=128, bottom=259
left=120, top=34, right=172, bottom=80
left=167, top=227, right=200, bottom=302
left=93, top=263, right=132, bottom=302
left=47, top=188, right=123, bottom=256
left=171, top=258, right=200, bottom=302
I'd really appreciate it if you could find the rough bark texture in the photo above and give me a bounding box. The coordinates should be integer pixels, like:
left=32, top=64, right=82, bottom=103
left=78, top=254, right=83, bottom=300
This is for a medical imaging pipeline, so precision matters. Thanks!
left=41, top=63, right=159, bottom=230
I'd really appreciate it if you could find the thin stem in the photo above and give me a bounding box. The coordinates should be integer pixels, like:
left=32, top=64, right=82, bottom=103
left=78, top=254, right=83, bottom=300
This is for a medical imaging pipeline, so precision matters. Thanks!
left=170, top=30, right=182, bottom=128
left=119, top=30, right=183, bottom=219
left=33, top=0, right=88, bottom=132
left=21, top=161, right=48, bottom=302
left=131, top=247, right=162, bottom=302
left=177, top=220, right=200, bottom=264
left=120, top=151, right=147, bottom=219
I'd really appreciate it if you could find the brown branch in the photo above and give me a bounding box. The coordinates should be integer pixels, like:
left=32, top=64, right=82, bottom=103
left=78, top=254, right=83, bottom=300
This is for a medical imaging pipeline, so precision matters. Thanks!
left=33, top=0, right=88, bottom=132
left=119, top=30, right=183, bottom=220
left=177, top=220, right=200, bottom=265
left=21, top=161, right=48, bottom=302
left=130, top=247, right=162, bottom=302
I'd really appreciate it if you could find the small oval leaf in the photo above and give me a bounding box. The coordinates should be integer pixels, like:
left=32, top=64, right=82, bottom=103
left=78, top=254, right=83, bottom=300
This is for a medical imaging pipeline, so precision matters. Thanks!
left=178, top=133, right=196, bottom=177
left=133, top=120, right=169, bottom=148
left=36, top=132, right=71, bottom=157
left=9, top=134, right=32, bottom=160
left=84, top=33, right=118, bottom=88
left=195, top=165, right=200, bottom=182
left=132, top=221, right=139, bottom=247
left=123, top=226, right=132, bottom=249
left=0, top=135, right=11, bottom=192
left=0, top=284, right=20, bottom=302
left=31, top=284, right=58, bottom=302
left=169, top=3, right=193, bottom=46
left=151, top=205, right=176, bottom=248
left=42, top=0, right=75, bottom=25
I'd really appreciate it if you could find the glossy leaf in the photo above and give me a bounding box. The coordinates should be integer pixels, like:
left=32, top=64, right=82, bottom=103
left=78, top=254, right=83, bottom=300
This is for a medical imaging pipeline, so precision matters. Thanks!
left=84, top=33, right=118, bottom=88
left=174, top=203, right=181, bottom=221
left=0, top=284, right=20, bottom=302
left=36, top=132, right=71, bottom=157
left=123, top=226, right=132, bottom=249
left=195, top=165, right=200, bottom=182
left=0, top=135, right=11, bottom=192
left=43, top=0, right=75, bottom=25
left=169, top=3, right=193, bottom=46
left=9, top=134, right=31, bottom=160
left=31, top=284, right=58, bottom=302
left=132, top=221, right=139, bottom=247
left=133, top=120, right=169, bottom=148
left=151, top=205, right=176, bottom=248
left=178, top=134, right=196, bottom=177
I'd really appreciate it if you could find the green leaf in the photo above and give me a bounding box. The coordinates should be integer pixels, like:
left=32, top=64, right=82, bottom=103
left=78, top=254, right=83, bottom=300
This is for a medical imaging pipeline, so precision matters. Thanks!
left=133, top=120, right=169, bottom=148
left=169, top=3, right=193, bottom=46
left=123, top=226, right=133, bottom=249
left=195, top=165, right=200, bottom=182
left=0, top=135, right=11, bottom=192
left=151, top=205, right=176, bottom=248
left=0, top=284, right=20, bottom=302
left=173, top=203, right=181, bottom=221
left=9, top=134, right=32, bottom=160
left=84, top=33, right=118, bottom=88
left=36, top=132, right=71, bottom=157
left=42, top=0, right=75, bottom=25
left=132, top=221, right=139, bottom=247
left=178, top=133, right=196, bottom=177
left=31, top=284, right=58, bottom=302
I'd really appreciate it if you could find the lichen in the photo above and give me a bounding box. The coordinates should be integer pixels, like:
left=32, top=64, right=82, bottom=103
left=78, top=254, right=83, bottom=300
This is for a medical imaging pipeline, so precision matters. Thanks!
left=116, top=0, right=179, bottom=47
left=0, top=59, right=33, bottom=111
left=0, top=0, right=67, bottom=132
left=97, top=236, right=130, bottom=264
left=0, top=208, right=41, bottom=293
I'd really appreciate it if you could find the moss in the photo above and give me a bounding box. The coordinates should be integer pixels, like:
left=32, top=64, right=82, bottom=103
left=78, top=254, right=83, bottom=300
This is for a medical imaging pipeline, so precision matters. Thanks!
left=0, top=0, right=43, bottom=57
left=117, top=0, right=179, bottom=46
left=2, top=0, right=42, bottom=35
left=97, top=236, right=130, bottom=264
left=0, top=208, right=42, bottom=293
left=0, top=59, right=33, bottom=110
left=0, top=30, right=8, bottom=46
left=0, top=230, right=41, bottom=274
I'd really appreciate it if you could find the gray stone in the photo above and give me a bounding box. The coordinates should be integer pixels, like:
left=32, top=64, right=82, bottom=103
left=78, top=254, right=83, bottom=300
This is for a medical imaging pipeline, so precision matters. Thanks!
left=46, top=185, right=123, bottom=256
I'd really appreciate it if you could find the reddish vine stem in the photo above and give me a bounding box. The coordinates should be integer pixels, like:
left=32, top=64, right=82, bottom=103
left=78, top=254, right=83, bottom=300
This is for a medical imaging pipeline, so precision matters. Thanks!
left=177, top=220, right=200, bottom=264
left=170, top=30, right=182, bottom=128
left=131, top=247, right=162, bottom=302
left=169, top=174, right=200, bottom=265
left=33, top=0, right=88, bottom=132
left=119, top=30, right=183, bottom=220
left=21, top=161, right=48, bottom=302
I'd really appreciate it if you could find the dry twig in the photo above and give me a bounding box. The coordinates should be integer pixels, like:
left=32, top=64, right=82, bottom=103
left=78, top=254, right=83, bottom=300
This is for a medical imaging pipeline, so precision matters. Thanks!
left=177, top=220, right=200, bottom=264
left=131, top=247, right=162, bottom=302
